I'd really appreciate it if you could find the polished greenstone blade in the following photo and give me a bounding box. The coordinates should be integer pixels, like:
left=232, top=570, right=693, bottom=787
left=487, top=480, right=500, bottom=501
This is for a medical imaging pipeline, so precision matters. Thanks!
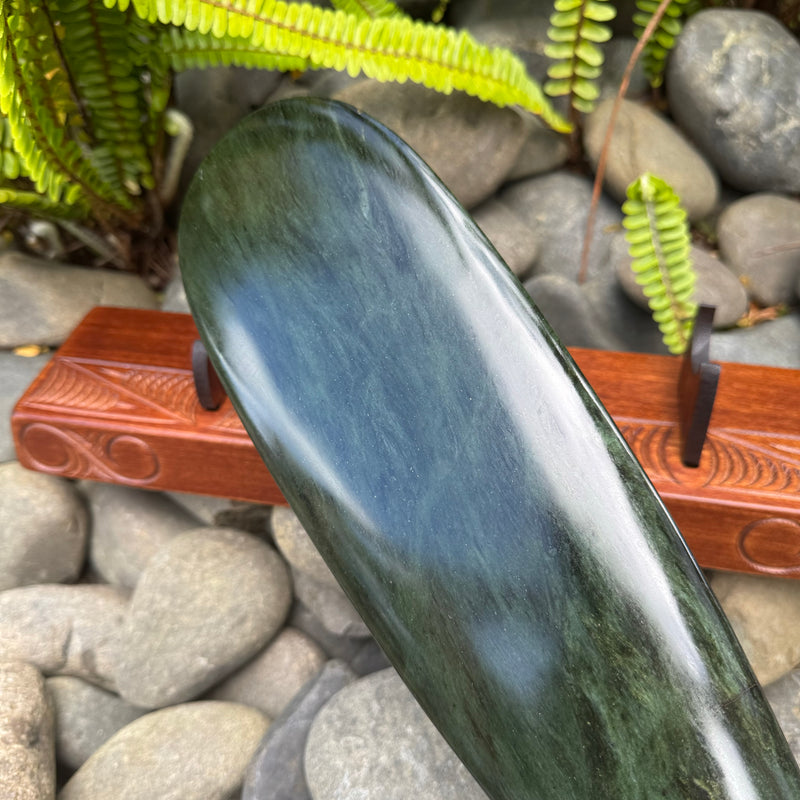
left=179, top=98, right=800, bottom=799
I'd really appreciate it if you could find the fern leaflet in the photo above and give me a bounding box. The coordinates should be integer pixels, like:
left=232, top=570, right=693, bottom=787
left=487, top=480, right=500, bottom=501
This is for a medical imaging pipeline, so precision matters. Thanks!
left=544, top=0, right=616, bottom=114
left=622, top=173, right=696, bottom=355
left=633, top=0, right=695, bottom=88
left=106, top=0, right=571, bottom=132
left=329, top=0, right=405, bottom=20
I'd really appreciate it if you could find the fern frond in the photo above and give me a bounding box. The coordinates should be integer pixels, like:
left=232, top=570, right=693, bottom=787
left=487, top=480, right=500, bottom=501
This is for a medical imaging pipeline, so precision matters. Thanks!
left=108, top=0, right=571, bottom=132
left=161, top=26, right=308, bottom=72
left=0, top=2, right=136, bottom=217
left=50, top=0, right=165, bottom=198
left=622, top=173, right=696, bottom=354
left=0, top=115, right=23, bottom=180
left=633, top=0, right=694, bottom=88
left=329, top=0, right=405, bottom=20
left=544, top=0, right=616, bottom=114
left=0, top=184, right=88, bottom=217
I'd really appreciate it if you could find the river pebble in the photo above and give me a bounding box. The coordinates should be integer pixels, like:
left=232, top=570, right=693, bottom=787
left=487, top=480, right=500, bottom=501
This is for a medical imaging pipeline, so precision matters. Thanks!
left=58, top=701, right=269, bottom=800
left=0, top=661, right=55, bottom=800
left=114, top=527, right=292, bottom=708
left=0, top=461, right=87, bottom=590
left=667, top=9, right=800, bottom=194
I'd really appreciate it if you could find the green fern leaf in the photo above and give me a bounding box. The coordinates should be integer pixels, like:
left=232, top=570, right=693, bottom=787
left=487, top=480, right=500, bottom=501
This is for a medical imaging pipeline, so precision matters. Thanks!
left=162, top=27, right=308, bottom=72
left=0, top=1, right=143, bottom=218
left=329, top=0, right=405, bottom=20
left=48, top=0, right=167, bottom=198
left=622, top=173, right=696, bottom=355
left=544, top=0, right=615, bottom=114
left=0, top=184, right=88, bottom=217
left=110, top=0, right=571, bottom=132
left=633, top=0, right=695, bottom=88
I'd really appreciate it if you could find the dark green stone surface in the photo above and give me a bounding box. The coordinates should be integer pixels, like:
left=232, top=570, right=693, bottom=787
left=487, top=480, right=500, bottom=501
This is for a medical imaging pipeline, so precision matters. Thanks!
left=179, top=98, right=800, bottom=799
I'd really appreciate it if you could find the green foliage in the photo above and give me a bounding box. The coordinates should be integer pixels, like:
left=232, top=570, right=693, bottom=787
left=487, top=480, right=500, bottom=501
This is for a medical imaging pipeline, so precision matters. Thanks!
left=633, top=0, right=696, bottom=88
left=114, top=0, right=569, bottom=132
left=0, top=0, right=569, bottom=250
left=544, top=0, right=616, bottom=114
left=622, top=173, right=696, bottom=354
left=0, top=0, right=170, bottom=224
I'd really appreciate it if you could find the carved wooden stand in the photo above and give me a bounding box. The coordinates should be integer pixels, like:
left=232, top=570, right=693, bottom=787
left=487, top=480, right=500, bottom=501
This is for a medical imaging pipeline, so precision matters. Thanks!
left=11, top=306, right=800, bottom=578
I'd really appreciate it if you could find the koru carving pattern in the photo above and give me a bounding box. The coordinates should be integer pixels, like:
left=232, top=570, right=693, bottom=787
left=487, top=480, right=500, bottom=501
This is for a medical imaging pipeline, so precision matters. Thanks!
left=17, top=423, right=160, bottom=484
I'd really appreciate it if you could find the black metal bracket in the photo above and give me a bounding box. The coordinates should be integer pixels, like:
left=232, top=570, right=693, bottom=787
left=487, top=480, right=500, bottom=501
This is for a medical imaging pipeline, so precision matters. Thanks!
left=678, top=304, right=721, bottom=467
left=192, top=340, right=226, bottom=411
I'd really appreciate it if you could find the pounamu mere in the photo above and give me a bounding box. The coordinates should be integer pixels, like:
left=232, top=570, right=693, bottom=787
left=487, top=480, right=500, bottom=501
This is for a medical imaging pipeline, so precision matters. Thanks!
left=179, top=98, right=800, bottom=799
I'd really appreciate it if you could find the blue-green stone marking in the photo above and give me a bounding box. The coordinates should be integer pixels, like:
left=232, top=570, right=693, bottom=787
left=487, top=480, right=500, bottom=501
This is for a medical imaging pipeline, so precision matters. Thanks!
left=179, top=98, right=800, bottom=799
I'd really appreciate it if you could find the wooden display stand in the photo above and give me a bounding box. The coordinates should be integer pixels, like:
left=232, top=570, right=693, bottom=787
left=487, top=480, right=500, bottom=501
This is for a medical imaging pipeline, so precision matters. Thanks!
left=11, top=306, right=800, bottom=578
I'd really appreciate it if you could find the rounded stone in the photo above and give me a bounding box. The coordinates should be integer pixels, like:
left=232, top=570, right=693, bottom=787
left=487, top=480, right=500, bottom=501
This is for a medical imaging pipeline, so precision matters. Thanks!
left=0, top=462, right=87, bottom=591
left=242, top=659, right=357, bottom=800
left=471, top=198, right=539, bottom=278
left=47, top=676, right=144, bottom=772
left=114, top=527, right=292, bottom=708
left=764, top=666, right=800, bottom=763
left=271, top=506, right=338, bottom=589
left=710, top=571, right=800, bottom=686
left=710, top=313, right=800, bottom=369
left=0, top=351, right=51, bottom=462
left=85, top=483, right=200, bottom=589
left=333, top=80, right=529, bottom=209
left=615, top=245, right=748, bottom=329
left=499, top=171, right=622, bottom=282
left=0, top=584, right=128, bottom=690
left=0, top=661, right=55, bottom=800
left=208, top=627, right=326, bottom=718
left=58, top=701, right=269, bottom=800
left=667, top=9, right=800, bottom=193
left=717, top=193, right=800, bottom=307
left=584, top=98, right=719, bottom=220
left=292, top=569, right=370, bottom=639
left=0, top=252, right=157, bottom=348
left=305, top=668, right=489, bottom=800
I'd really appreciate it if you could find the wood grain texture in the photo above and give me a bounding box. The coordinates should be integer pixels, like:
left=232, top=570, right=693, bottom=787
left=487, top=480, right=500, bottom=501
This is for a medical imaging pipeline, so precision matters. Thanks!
left=177, top=98, right=800, bottom=799
left=12, top=308, right=800, bottom=579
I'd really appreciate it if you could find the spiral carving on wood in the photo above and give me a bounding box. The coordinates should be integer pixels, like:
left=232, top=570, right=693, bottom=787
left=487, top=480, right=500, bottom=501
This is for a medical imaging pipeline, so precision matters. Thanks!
left=737, top=518, right=800, bottom=575
left=617, top=418, right=800, bottom=497
left=17, top=422, right=160, bottom=484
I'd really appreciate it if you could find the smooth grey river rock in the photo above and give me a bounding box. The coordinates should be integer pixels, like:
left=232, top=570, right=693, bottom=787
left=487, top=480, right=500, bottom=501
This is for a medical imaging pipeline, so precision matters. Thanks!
left=499, top=171, right=623, bottom=281
left=0, top=462, right=87, bottom=590
left=765, top=669, right=800, bottom=762
left=711, top=572, right=800, bottom=686
left=584, top=98, right=718, bottom=220
left=0, top=584, right=127, bottom=690
left=291, top=569, right=370, bottom=639
left=304, top=669, right=489, bottom=800
left=242, top=659, right=357, bottom=800
left=0, top=351, right=51, bottom=462
left=0, top=661, right=55, bottom=800
left=709, top=313, right=800, bottom=369
left=58, top=701, right=269, bottom=800
left=271, top=506, right=339, bottom=590
left=114, top=527, right=291, bottom=708
left=667, top=9, right=800, bottom=194
left=208, top=627, right=326, bottom=718
left=333, top=80, right=529, bottom=209
left=0, top=252, right=157, bottom=348
left=47, top=676, right=144, bottom=773
left=85, top=483, right=200, bottom=589
left=471, top=198, right=539, bottom=278
left=717, top=193, right=800, bottom=307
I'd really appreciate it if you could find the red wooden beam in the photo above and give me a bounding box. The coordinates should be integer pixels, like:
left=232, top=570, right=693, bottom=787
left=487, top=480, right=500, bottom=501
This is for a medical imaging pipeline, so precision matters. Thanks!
left=11, top=307, right=800, bottom=578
